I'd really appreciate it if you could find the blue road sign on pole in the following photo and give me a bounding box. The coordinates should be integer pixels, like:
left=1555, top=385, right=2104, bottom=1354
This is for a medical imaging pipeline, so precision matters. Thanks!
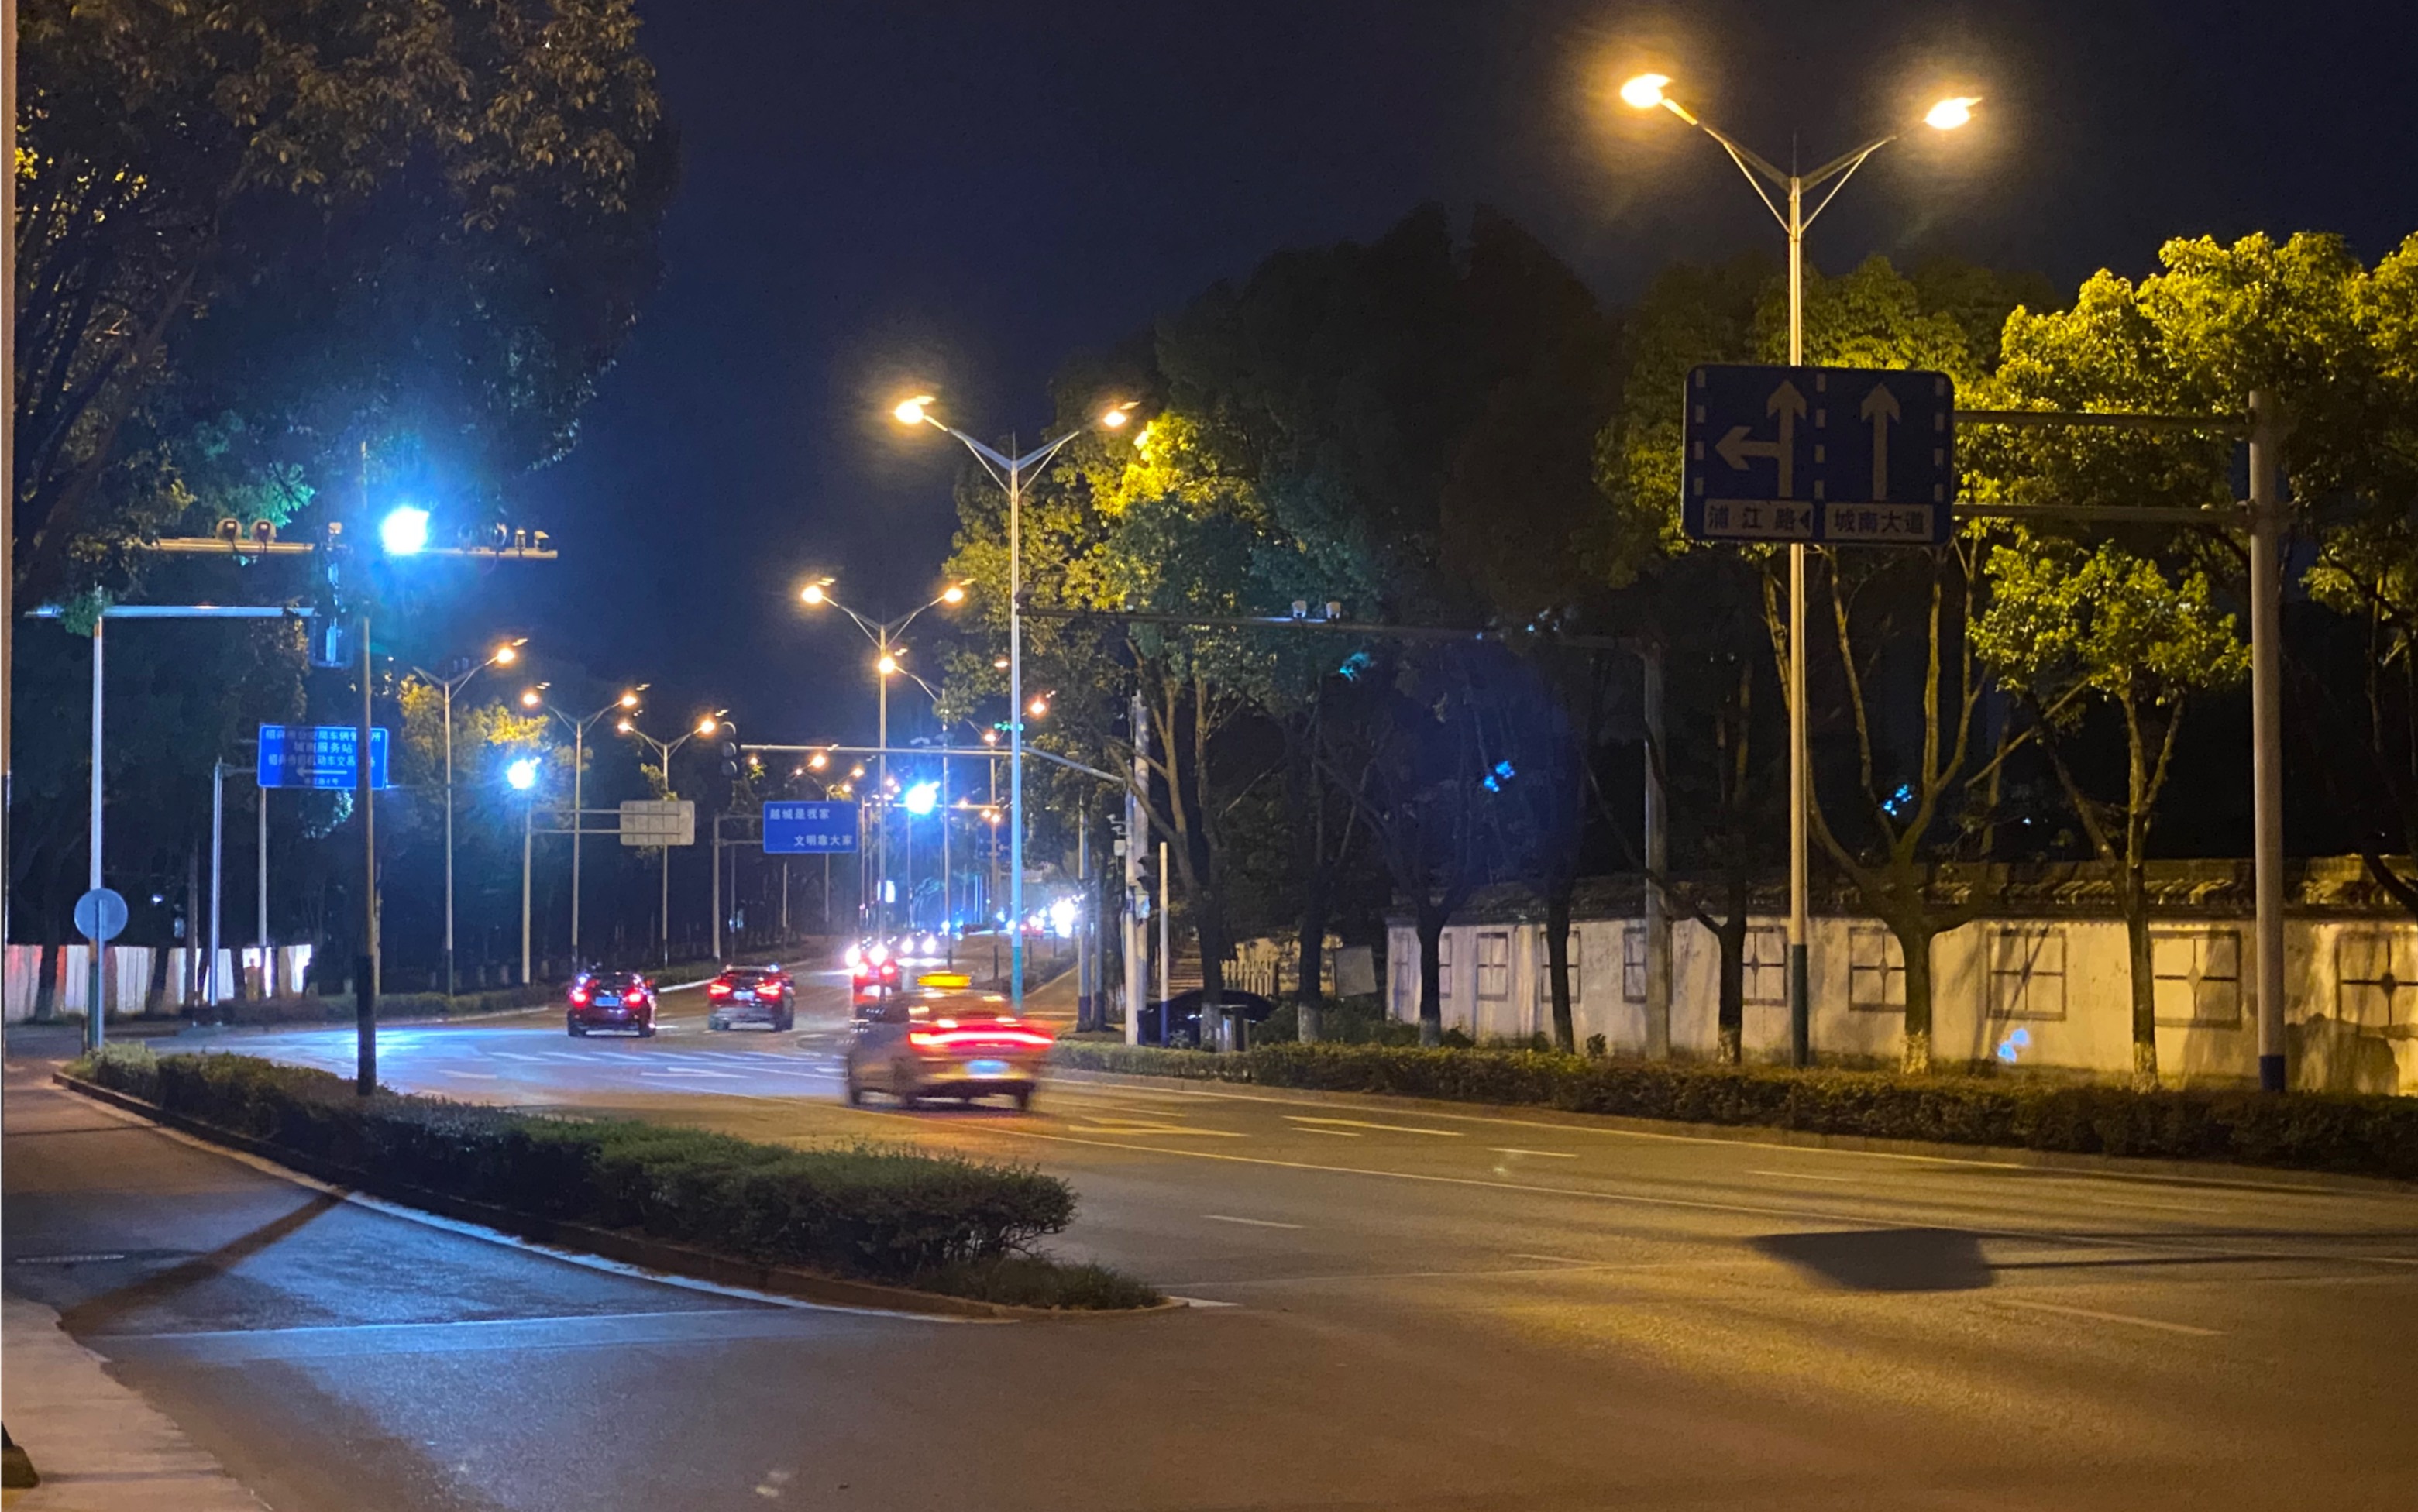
left=256, top=724, right=390, bottom=790
left=1682, top=365, right=1956, bottom=545
left=762, top=799, right=860, bottom=854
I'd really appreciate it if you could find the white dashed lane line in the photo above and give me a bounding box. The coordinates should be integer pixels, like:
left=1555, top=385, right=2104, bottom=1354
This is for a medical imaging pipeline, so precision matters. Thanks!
left=1202, top=1214, right=1304, bottom=1230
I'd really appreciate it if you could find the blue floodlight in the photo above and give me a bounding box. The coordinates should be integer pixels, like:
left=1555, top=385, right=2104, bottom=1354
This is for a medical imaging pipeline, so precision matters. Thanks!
left=902, top=780, right=940, bottom=816
left=380, top=506, right=432, bottom=556
left=506, top=756, right=540, bottom=791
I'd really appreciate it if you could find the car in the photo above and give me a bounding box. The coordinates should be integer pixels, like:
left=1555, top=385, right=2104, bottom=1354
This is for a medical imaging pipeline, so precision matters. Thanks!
left=1135, top=988, right=1280, bottom=1048
left=567, top=970, right=657, bottom=1037
left=844, top=989, right=1053, bottom=1111
left=844, top=939, right=902, bottom=1000
left=706, top=964, right=796, bottom=1031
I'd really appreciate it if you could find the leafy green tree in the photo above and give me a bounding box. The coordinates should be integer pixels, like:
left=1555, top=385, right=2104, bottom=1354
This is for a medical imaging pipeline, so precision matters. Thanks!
left=17, top=0, right=673, bottom=601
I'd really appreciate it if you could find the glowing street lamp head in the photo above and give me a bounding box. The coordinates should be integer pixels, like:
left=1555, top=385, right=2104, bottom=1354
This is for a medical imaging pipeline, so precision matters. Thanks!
left=379, top=506, right=431, bottom=556
left=941, top=583, right=966, bottom=605
left=849, top=765, right=866, bottom=781
left=618, top=690, right=640, bottom=709
left=1027, top=696, right=1049, bottom=720
left=800, top=581, right=827, bottom=606
left=807, top=751, right=829, bottom=771
left=615, top=718, right=634, bottom=735
left=1619, top=73, right=1670, bottom=110
left=492, top=643, right=520, bottom=666
left=877, top=653, right=899, bottom=677
left=1099, top=400, right=1139, bottom=430
left=520, top=689, right=543, bottom=710
left=981, top=728, right=999, bottom=747
left=893, top=394, right=935, bottom=427
left=903, top=781, right=940, bottom=817
left=506, top=757, right=540, bottom=792
left=1924, top=95, right=1979, bottom=130
left=696, top=715, right=720, bottom=737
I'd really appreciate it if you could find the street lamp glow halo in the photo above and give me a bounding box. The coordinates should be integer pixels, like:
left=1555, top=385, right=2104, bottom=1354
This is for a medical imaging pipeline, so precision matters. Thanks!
left=941, top=584, right=966, bottom=604
left=1618, top=73, right=1670, bottom=109
left=506, top=757, right=540, bottom=792
left=696, top=716, right=719, bottom=737
left=894, top=394, right=935, bottom=426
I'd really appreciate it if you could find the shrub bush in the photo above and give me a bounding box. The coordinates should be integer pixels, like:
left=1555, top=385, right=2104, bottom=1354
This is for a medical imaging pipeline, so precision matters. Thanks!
left=71, top=1046, right=1153, bottom=1305
left=1047, top=1040, right=2418, bottom=1182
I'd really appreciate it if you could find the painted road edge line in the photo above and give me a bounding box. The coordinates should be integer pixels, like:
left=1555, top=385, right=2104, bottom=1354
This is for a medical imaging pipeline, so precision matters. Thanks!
left=1202, top=1214, right=1304, bottom=1230
left=1989, top=1297, right=2222, bottom=1337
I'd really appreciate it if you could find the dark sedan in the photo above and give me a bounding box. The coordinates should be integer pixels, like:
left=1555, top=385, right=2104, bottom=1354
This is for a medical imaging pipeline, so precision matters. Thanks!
left=566, top=971, right=657, bottom=1037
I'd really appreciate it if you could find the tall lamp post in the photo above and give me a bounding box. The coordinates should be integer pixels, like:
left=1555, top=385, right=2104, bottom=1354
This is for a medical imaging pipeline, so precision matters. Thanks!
left=507, top=754, right=542, bottom=985
left=1620, top=74, right=1978, bottom=1065
left=619, top=710, right=720, bottom=966
left=521, top=682, right=645, bottom=966
left=798, top=579, right=965, bottom=935
left=411, top=637, right=525, bottom=996
left=893, top=394, right=1135, bottom=1012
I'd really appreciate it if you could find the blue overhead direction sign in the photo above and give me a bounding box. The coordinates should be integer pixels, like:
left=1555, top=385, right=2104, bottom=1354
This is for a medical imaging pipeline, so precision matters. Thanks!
left=256, top=724, right=390, bottom=790
left=762, top=799, right=860, bottom=854
left=1683, top=364, right=1956, bottom=545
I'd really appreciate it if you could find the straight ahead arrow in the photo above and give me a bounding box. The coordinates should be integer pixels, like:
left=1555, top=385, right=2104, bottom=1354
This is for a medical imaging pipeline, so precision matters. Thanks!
left=1859, top=382, right=1901, bottom=500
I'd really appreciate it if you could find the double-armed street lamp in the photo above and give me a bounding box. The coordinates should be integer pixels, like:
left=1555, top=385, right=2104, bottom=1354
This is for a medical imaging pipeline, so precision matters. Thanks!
left=1619, top=70, right=1978, bottom=1064
left=521, top=682, right=646, bottom=964
left=618, top=710, right=723, bottom=965
left=411, top=638, right=527, bottom=995
left=798, top=577, right=966, bottom=933
left=891, top=393, right=1136, bottom=1012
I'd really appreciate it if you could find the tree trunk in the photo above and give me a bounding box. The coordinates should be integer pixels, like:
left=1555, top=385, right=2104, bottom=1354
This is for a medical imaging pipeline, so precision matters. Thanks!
left=1295, top=885, right=1329, bottom=1045
left=146, top=943, right=172, bottom=1015
left=33, top=940, right=59, bottom=1022
left=1900, top=923, right=1935, bottom=1075
left=1416, top=909, right=1445, bottom=1048
left=1716, top=906, right=1746, bottom=1065
left=1544, top=886, right=1576, bottom=1052
left=2122, top=866, right=2158, bottom=1087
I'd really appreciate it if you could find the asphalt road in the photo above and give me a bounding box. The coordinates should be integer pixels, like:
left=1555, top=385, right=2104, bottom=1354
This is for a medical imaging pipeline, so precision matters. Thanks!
left=11, top=970, right=2418, bottom=1509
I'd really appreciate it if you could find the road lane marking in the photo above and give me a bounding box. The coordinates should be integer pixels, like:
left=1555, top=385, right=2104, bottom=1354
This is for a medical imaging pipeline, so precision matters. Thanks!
left=1749, top=1169, right=1857, bottom=1182
left=1066, top=1122, right=1246, bottom=1138
left=1286, top=1115, right=1461, bottom=1137
left=1988, top=1297, right=2222, bottom=1337
left=1295, top=1128, right=1362, bottom=1138
left=437, top=1070, right=500, bottom=1080
left=637, top=1069, right=745, bottom=1081
left=1165, top=1296, right=1241, bottom=1309
left=1202, top=1214, right=1303, bottom=1230
left=1491, top=1148, right=1577, bottom=1160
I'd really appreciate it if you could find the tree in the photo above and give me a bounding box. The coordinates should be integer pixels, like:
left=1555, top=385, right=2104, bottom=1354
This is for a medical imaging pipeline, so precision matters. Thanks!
left=16, top=0, right=674, bottom=602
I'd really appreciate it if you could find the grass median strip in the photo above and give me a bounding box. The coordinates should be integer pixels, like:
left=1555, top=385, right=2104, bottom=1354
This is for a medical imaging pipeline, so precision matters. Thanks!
left=68, top=1045, right=1160, bottom=1313
left=1051, top=1041, right=2418, bottom=1184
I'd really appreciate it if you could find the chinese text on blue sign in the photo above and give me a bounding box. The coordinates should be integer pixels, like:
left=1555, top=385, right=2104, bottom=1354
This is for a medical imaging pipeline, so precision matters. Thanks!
left=762, top=800, right=860, bottom=854
left=1682, top=365, right=1955, bottom=545
left=256, top=725, right=390, bottom=790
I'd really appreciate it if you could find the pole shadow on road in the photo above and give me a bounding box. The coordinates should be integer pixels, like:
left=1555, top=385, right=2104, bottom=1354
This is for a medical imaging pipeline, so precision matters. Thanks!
left=1752, top=1228, right=1997, bottom=1292
left=57, top=1191, right=346, bottom=1335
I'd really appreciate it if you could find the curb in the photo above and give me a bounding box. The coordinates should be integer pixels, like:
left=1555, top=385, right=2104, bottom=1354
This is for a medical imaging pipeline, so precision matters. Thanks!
left=1046, top=1064, right=2418, bottom=1197
left=53, top=1072, right=1179, bottom=1322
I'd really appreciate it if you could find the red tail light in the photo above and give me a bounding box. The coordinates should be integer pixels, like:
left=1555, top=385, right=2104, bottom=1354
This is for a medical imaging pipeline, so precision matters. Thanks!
left=569, top=988, right=590, bottom=1006
left=708, top=982, right=731, bottom=998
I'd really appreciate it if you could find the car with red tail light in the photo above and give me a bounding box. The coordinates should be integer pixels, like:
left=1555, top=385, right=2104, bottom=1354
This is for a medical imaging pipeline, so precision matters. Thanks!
left=567, top=970, right=657, bottom=1037
left=705, top=964, right=796, bottom=1031
left=844, top=939, right=902, bottom=1000
left=845, top=991, right=1053, bottom=1110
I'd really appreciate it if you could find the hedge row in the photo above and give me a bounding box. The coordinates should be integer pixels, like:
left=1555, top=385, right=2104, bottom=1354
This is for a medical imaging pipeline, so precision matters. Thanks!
left=1050, top=1041, right=2418, bottom=1182
left=74, top=1046, right=1155, bottom=1306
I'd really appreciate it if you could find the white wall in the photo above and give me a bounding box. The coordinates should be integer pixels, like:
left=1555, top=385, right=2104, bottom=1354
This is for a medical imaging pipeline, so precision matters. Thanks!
left=3, top=944, right=316, bottom=1022
left=1387, top=912, right=2418, bottom=1094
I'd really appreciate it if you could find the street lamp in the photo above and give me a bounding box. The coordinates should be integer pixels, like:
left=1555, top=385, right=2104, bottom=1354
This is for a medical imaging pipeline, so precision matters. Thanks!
left=411, top=637, right=528, bottom=996
left=379, top=505, right=432, bottom=556
left=619, top=709, right=721, bottom=967
left=895, top=393, right=1137, bottom=1013
left=507, top=754, right=542, bottom=985
left=796, top=578, right=967, bottom=934
left=528, top=682, right=649, bottom=965
left=1622, top=72, right=1976, bottom=1067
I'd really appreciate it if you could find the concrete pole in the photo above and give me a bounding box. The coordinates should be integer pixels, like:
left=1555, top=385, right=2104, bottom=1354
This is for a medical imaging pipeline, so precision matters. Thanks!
left=711, top=816, right=722, bottom=960
left=1784, top=172, right=1812, bottom=1070
left=1125, top=690, right=1147, bottom=1044
left=569, top=722, right=583, bottom=964
left=520, top=796, right=533, bottom=986
left=208, top=761, right=224, bottom=1005
left=84, top=619, right=103, bottom=1053
left=1642, top=644, right=1672, bottom=1058
left=2249, top=389, right=2289, bottom=1091
left=441, top=680, right=455, bottom=996
left=876, top=626, right=889, bottom=935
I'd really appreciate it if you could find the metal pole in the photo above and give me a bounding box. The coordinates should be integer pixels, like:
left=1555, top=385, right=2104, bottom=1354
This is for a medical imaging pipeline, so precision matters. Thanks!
left=208, top=761, right=224, bottom=1006
left=442, top=680, right=455, bottom=996
left=2250, top=388, right=2289, bottom=1091
left=1157, top=839, right=1170, bottom=1012
left=1643, top=644, right=1671, bottom=1058
left=1125, top=690, right=1146, bottom=1043
left=876, top=627, right=889, bottom=934
left=356, top=614, right=376, bottom=1095
left=84, top=619, right=103, bottom=1052
left=711, top=815, right=722, bottom=960
left=257, top=782, right=270, bottom=998
left=520, top=795, right=532, bottom=985
left=1784, top=174, right=1812, bottom=1070
left=1076, top=808, right=1089, bottom=1028
left=661, top=833, right=671, bottom=967
left=570, top=721, right=583, bottom=964
left=941, top=754, right=951, bottom=939
left=1010, top=463, right=1026, bottom=1015
left=823, top=854, right=831, bottom=928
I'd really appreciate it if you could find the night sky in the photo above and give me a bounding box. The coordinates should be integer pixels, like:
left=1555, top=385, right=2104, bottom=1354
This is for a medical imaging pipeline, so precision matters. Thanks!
left=506, top=0, right=2418, bottom=750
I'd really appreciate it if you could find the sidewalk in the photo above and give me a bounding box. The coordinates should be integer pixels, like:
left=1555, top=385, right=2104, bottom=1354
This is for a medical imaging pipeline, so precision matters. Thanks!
left=2, top=1294, right=262, bottom=1511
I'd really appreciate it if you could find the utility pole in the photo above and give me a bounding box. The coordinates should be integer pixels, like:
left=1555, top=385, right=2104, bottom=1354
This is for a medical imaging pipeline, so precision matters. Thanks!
left=521, top=792, right=534, bottom=986
left=1124, top=690, right=1147, bottom=1044
left=1642, top=645, right=1671, bottom=1057
left=2249, top=389, right=2289, bottom=1091
left=84, top=620, right=103, bottom=1053
left=356, top=614, right=377, bottom=1095
left=257, top=784, right=271, bottom=997
left=208, top=761, right=225, bottom=1006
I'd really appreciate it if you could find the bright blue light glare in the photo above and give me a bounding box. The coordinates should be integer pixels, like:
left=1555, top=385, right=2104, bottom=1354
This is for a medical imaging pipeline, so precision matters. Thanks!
left=902, top=781, right=940, bottom=816
left=380, top=506, right=432, bottom=556
left=506, top=757, right=539, bottom=791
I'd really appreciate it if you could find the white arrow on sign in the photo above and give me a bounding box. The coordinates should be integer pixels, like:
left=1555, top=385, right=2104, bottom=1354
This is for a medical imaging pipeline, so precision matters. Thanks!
left=1715, top=380, right=1808, bottom=498
left=1859, top=382, right=1900, bottom=500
